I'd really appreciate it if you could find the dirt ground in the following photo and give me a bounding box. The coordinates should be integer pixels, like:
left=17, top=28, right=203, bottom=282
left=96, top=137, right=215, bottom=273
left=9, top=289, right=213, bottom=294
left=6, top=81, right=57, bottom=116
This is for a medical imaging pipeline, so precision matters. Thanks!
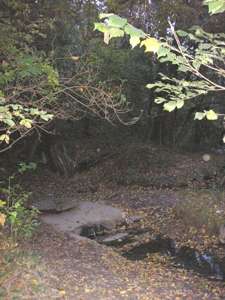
left=1, top=141, right=225, bottom=299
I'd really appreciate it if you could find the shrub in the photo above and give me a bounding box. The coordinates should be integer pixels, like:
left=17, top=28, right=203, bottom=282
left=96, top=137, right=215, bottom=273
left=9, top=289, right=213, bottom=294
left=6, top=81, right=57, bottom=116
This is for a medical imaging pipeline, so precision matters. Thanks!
left=0, top=175, right=39, bottom=240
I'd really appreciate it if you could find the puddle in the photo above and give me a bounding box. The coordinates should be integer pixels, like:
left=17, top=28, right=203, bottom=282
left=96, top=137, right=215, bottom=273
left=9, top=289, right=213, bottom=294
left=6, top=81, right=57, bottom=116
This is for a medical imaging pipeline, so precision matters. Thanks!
left=174, top=246, right=225, bottom=281
left=122, top=235, right=176, bottom=260
left=79, top=224, right=225, bottom=281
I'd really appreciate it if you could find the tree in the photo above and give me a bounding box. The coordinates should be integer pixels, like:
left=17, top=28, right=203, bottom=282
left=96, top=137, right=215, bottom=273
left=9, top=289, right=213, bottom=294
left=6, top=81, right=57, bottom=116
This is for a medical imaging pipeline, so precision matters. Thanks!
left=0, top=0, right=58, bottom=149
left=0, top=0, right=133, bottom=156
left=94, top=0, right=225, bottom=125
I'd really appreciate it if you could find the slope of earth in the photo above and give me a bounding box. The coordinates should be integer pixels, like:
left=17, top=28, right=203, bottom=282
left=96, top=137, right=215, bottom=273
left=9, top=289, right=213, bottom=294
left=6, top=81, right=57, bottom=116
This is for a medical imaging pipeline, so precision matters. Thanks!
left=2, top=139, right=225, bottom=299
left=1, top=224, right=225, bottom=300
left=21, top=141, right=225, bottom=211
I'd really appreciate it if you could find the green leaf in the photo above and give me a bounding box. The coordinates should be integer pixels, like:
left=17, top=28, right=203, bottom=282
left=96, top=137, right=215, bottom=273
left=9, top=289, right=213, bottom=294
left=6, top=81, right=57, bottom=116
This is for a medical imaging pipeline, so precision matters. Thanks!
left=146, top=83, right=157, bottom=89
left=176, top=30, right=189, bottom=37
left=194, top=112, right=206, bottom=120
left=0, top=106, right=9, bottom=113
left=124, top=24, right=146, bottom=38
left=99, top=13, right=114, bottom=19
left=3, top=118, right=15, bottom=127
left=30, top=108, right=40, bottom=115
left=108, top=27, right=124, bottom=39
left=0, top=200, right=6, bottom=207
left=20, top=119, right=33, bottom=128
left=39, top=113, right=53, bottom=121
left=107, top=15, right=127, bottom=28
left=205, top=109, right=218, bottom=120
left=192, top=60, right=202, bottom=70
left=163, top=101, right=177, bottom=112
left=178, top=65, right=190, bottom=73
left=199, top=43, right=213, bottom=50
left=10, top=104, right=23, bottom=110
left=203, top=0, right=225, bottom=14
left=99, top=14, right=127, bottom=28
left=176, top=99, right=184, bottom=109
left=154, top=97, right=167, bottom=104
left=0, top=134, right=10, bottom=144
left=157, top=45, right=171, bottom=59
left=103, top=27, right=124, bottom=44
left=9, top=211, right=17, bottom=224
left=94, top=23, right=109, bottom=33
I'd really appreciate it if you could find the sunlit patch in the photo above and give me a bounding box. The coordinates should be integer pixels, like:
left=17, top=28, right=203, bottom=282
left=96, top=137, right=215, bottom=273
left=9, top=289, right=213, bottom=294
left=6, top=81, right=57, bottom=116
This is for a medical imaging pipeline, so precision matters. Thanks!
left=202, top=154, right=211, bottom=162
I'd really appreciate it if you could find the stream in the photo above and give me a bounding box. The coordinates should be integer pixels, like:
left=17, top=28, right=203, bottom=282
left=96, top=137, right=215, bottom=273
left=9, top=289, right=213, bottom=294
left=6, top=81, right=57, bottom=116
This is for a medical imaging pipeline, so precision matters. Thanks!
left=80, top=224, right=225, bottom=281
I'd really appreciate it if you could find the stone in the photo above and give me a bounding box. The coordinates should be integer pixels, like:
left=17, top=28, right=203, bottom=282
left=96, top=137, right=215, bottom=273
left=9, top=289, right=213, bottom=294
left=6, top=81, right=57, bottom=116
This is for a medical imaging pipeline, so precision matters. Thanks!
left=100, top=232, right=130, bottom=246
left=40, top=201, right=124, bottom=235
left=80, top=224, right=106, bottom=239
left=28, top=196, right=79, bottom=212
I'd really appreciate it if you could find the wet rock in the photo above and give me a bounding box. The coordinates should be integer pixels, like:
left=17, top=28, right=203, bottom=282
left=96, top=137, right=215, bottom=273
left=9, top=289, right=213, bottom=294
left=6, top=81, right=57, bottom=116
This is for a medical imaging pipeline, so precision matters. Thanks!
left=126, top=228, right=150, bottom=236
left=100, top=232, right=131, bottom=246
left=40, top=201, right=124, bottom=234
left=80, top=224, right=106, bottom=239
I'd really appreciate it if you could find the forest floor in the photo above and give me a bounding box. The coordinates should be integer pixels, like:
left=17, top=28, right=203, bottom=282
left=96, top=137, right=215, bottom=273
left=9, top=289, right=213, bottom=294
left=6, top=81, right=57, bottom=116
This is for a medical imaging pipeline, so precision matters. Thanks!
left=1, top=138, right=225, bottom=299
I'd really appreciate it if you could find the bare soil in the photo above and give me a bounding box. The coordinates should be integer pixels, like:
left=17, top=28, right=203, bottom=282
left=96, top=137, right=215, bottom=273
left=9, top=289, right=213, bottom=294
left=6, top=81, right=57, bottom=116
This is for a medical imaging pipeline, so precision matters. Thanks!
left=1, top=141, right=225, bottom=299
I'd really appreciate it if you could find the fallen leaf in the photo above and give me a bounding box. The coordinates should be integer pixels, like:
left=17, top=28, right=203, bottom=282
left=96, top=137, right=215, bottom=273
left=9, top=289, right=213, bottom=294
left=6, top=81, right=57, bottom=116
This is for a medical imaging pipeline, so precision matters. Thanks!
left=58, top=289, right=66, bottom=296
left=0, top=213, right=6, bottom=227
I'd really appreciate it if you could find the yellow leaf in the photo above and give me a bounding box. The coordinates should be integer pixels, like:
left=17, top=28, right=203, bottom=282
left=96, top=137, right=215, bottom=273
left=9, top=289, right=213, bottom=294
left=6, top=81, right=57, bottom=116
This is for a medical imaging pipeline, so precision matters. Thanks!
left=32, top=279, right=38, bottom=285
left=129, top=36, right=140, bottom=48
left=0, top=200, right=6, bottom=207
left=140, top=38, right=160, bottom=53
left=70, top=56, right=80, bottom=61
left=59, top=289, right=66, bottom=296
left=0, top=213, right=6, bottom=227
left=0, top=134, right=10, bottom=144
left=104, top=32, right=110, bottom=44
left=205, top=109, right=218, bottom=120
left=20, top=119, right=33, bottom=128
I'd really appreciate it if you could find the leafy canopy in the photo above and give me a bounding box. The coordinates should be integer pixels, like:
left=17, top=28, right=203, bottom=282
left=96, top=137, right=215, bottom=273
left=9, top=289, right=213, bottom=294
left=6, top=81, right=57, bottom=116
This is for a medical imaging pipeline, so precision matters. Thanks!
left=0, top=0, right=61, bottom=148
left=94, top=0, right=225, bottom=122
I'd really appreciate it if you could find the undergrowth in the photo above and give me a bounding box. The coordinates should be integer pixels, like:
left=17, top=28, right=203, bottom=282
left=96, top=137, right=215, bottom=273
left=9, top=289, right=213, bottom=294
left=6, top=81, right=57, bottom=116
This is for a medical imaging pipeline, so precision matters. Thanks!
left=0, top=163, right=39, bottom=241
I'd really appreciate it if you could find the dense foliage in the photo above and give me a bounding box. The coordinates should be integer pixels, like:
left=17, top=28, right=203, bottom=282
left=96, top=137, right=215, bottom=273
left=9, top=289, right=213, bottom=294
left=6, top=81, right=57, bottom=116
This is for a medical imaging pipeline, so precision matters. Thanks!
left=94, top=1, right=225, bottom=119
left=0, top=0, right=132, bottom=153
left=1, top=0, right=225, bottom=153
